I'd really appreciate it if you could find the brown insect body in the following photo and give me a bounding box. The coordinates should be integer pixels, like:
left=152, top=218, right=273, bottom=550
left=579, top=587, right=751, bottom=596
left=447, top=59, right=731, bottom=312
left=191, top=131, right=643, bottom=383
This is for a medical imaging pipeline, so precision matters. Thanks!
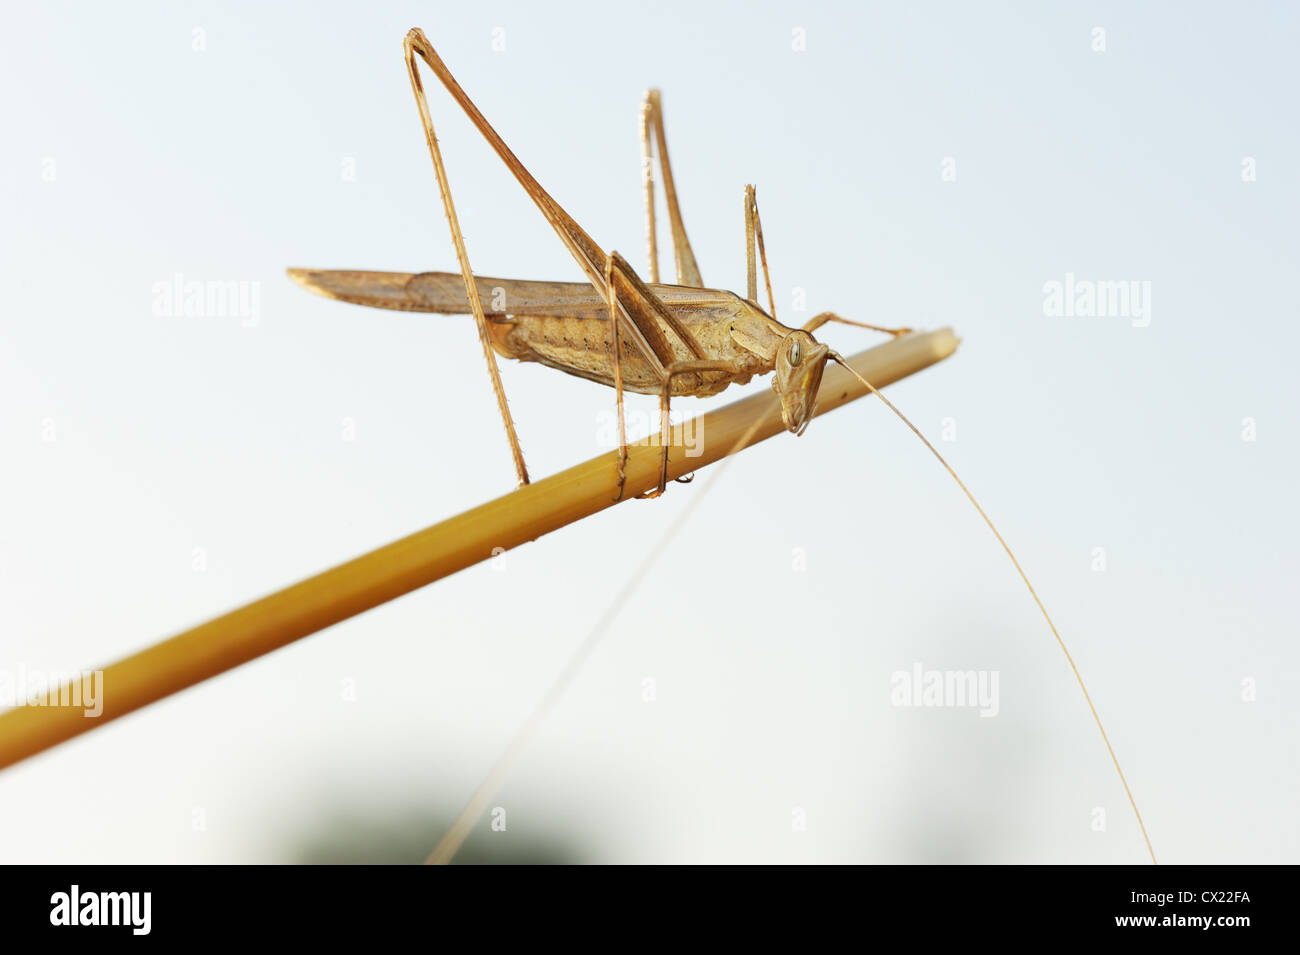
left=289, top=268, right=791, bottom=397
left=290, top=29, right=910, bottom=495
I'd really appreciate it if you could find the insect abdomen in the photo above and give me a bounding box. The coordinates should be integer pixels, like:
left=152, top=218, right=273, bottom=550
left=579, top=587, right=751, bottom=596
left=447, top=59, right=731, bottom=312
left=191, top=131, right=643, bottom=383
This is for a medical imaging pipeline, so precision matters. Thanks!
left=493, top=313, right=737, bottom=396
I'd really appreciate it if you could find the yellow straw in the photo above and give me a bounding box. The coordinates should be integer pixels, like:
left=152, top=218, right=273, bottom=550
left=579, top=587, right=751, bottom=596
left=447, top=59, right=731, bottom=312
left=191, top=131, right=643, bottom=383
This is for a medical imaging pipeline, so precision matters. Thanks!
left=0, top=329, right=958, bottom=771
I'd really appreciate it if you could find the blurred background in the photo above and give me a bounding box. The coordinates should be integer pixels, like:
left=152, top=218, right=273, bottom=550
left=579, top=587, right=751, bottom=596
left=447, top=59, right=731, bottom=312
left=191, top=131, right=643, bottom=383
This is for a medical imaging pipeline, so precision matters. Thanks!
left=1, top=0, right=1296, bottom=863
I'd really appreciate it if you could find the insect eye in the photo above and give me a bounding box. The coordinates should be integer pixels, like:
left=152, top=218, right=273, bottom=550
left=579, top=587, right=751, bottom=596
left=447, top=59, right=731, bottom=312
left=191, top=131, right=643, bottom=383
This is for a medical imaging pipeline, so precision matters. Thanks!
left=788, top=340, right=802, bottom=366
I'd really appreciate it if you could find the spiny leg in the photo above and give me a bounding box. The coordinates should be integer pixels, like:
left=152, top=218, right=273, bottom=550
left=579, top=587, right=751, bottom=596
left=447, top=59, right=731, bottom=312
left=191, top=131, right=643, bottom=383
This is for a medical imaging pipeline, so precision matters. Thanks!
left=641, top=89, right=704, bottom=287
left=404, top=30, right=690, bottom=401
left=802, top=311, right=912, bottom=338
left=744, top=185, right=777, bottom=318
left=646, top=359, right=744, bottom=497
left=403, top=31, right=528, bottom=486
left=744, top=188, right=908, bottom=338
left=605, top=254, right=633, bottom=502
left=604, top=251, right=712, bottom=499
left=609, top=251, right=706, bottom=363
left=405, top=30, right=716, bottom=499
left=640, top=96, right=659, bottom=284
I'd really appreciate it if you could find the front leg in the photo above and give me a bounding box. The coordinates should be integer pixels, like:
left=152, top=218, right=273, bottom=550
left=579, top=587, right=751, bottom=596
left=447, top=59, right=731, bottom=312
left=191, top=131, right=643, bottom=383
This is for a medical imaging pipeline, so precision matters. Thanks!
left=802, top=311, right=912, bottom=337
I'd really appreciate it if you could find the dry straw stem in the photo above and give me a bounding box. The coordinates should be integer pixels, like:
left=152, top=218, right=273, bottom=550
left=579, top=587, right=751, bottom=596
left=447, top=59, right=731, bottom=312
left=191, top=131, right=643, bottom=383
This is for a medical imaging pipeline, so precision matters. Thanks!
left=0, top=329, right=958, bottom=772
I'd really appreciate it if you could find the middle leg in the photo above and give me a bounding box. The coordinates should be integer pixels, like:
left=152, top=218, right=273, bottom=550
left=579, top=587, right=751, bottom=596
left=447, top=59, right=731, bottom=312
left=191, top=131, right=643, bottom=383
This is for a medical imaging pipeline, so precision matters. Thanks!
left=646, top=359, right=746, bottom=497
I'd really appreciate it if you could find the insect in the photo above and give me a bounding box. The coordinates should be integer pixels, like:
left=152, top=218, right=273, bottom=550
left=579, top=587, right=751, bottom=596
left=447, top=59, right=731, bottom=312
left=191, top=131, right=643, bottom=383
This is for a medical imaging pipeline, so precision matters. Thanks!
left=289, top=27, right=908, bottom=499
left=291, top=29, right=1157, bottom=866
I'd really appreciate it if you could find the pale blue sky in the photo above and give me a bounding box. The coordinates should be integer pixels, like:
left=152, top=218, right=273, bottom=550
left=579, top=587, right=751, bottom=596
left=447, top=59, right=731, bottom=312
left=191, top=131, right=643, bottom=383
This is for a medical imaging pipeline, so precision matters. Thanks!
left=1, top=1, right=1296, bottom=862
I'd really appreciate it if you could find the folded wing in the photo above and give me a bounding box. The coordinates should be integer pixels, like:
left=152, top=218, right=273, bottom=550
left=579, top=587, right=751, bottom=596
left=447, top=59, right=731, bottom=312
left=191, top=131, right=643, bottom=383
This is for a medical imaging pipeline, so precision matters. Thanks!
left=288, top=269, right=608, bottom=316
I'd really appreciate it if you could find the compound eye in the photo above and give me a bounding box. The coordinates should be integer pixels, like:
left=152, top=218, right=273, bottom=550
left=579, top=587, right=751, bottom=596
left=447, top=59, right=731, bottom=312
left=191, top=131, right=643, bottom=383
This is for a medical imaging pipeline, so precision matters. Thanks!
left=788, top=339, right=802, bottom=366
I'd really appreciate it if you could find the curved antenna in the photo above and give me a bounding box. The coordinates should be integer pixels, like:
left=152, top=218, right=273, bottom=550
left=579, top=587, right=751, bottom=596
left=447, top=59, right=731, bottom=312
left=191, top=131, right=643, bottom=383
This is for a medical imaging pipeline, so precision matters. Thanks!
left=828, top=350, right=1158, bottom=865
left=424, top=340, right=1158, bottom=866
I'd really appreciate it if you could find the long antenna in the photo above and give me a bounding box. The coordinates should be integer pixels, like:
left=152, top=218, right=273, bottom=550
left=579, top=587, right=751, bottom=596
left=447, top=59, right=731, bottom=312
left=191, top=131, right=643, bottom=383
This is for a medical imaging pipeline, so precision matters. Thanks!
left=426, top=337, right=1155, bottom=866
left=829, top=352, right=1157, bottom=865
